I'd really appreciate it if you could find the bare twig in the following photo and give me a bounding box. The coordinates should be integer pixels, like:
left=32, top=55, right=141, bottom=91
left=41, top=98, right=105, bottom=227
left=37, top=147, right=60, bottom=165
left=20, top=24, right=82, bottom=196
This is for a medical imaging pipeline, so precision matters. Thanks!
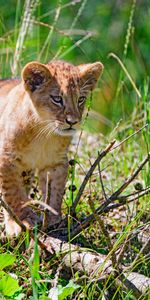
left=86, top=185, right=150, bottom=216
left=117, top=186, right=150, bottom=200
left=108, top=153, right=150, bottom=201
left=23, top=199, right=58, bottom=215
left=71, top=140, right=116, bottom=214
left=110, top=124, right=148, bottom=152
left=100, top=186, right=150, bottom=213
left=98, top=156, right=108, bottom=201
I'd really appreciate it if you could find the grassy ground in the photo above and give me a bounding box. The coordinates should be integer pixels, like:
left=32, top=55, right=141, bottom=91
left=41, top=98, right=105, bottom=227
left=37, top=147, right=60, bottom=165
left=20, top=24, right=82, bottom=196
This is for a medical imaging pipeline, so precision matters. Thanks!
left=0, top=125, right=149, bottom=299
left=0, top=0, right=150, bottom=299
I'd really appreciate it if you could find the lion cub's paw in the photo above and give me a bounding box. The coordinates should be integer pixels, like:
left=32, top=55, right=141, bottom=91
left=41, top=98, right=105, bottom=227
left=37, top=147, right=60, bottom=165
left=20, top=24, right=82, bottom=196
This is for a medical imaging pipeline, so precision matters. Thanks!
left=5, top=208, right=41, bottom=237
left=5, top=219, right=22, bottom=237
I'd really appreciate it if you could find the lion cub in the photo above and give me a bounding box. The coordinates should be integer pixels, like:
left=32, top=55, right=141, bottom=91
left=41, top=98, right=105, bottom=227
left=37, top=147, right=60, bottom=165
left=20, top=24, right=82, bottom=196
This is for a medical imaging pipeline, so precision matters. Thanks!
left=0, top=60, right=103, bottom=236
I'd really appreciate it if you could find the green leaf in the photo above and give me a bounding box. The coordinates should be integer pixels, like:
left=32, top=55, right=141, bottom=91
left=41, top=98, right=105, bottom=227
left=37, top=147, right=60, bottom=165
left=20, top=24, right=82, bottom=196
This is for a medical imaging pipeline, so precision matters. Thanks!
left=0, top=253, right=16, bottom=270
left=0, top=271, right=5, bottom=278
left=0, top=274, right=20, bottom=296
left=58, top=280, right=80, bottom=300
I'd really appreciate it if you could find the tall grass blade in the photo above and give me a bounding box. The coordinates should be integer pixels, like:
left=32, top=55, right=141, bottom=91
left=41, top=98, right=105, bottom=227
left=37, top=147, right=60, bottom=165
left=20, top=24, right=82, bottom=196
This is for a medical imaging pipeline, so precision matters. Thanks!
left=12, top=0, right=39, bottom=76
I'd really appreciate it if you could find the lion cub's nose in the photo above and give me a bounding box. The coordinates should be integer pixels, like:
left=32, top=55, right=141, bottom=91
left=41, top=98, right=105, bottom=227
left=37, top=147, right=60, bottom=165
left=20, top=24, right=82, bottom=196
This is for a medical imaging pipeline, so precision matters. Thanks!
left=66, top=117, right=78, bottom=126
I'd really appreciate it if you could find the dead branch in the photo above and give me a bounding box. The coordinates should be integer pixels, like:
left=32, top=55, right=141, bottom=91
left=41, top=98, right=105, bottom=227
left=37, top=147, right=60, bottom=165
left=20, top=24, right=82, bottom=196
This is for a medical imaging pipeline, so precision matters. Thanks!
left=71, top=154, right=150, bottom=239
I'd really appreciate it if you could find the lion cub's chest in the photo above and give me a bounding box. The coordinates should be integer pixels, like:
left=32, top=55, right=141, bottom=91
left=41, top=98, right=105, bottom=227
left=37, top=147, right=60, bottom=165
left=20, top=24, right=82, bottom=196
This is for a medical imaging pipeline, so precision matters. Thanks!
left=19, top=136, right=68, bottom=171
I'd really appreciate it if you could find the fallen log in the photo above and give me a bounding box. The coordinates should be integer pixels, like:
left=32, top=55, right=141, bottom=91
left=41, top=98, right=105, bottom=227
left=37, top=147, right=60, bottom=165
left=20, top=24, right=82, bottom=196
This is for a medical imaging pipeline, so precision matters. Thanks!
left=39, top=233, right=150, bottom=298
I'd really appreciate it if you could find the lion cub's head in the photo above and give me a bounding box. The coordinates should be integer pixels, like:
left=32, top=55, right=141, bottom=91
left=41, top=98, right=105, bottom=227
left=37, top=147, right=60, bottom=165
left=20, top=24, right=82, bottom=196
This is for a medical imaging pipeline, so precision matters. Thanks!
left=22, top=60, right=103, bottom=136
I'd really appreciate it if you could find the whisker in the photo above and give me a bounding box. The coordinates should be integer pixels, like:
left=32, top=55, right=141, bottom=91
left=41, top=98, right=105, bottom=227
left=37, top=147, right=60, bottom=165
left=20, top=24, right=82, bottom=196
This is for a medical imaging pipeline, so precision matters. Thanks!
left=33, top=123, right=55, bottom=142
left=30, top=120, right=56, bottom=130
left=38, top=124, right=55, bottom=141
left=46, top=125, right=59, bottom=139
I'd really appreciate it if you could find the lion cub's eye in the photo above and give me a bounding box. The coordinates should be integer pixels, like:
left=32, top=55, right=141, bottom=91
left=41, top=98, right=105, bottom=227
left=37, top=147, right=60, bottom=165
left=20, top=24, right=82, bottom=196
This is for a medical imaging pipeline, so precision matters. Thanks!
left=50, top=95, right=63, bottom=107
left=78, top=96, right=86, bottom=106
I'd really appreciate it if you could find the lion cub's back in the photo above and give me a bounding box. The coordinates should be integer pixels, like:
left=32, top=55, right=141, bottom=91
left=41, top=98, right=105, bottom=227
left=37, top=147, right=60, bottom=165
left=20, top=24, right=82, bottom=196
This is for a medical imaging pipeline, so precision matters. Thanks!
left=0, top=78, right=20, bottom=114
left=0, top=78, right=20, bottom=95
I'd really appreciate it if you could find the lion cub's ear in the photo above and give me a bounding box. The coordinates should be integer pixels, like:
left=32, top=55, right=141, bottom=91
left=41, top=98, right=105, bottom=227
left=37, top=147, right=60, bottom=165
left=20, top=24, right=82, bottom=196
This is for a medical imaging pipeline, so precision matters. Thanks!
left=78, top=62, right=103, bottom=91
left=22, top=61, right=51, bottom=92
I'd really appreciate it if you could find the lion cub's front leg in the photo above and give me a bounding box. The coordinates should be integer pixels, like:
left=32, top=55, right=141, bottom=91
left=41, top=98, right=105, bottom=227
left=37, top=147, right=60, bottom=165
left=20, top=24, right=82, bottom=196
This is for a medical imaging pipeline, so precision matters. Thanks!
left=39, top=162, right=68, bottom=226
left=0, top=161, right=38, bottom=236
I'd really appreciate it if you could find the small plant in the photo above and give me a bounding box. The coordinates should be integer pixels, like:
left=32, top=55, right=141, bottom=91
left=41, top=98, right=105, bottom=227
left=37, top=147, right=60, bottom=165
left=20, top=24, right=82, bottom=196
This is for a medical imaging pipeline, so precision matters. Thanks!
left=0, top=253, right=21, bottom=298
left=47, top=280, right=80, bottom=300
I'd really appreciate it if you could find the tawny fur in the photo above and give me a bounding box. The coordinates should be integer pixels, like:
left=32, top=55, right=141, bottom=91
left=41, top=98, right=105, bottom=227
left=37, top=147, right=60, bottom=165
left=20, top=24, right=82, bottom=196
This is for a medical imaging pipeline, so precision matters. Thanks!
left=0, top=60, right=103, bottom=236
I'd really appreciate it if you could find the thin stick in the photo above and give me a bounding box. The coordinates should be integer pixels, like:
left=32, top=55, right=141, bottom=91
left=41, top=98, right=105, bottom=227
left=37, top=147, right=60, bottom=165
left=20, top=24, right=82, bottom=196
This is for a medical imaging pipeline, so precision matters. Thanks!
left=23, top=199, right=58, bottom=215
left=98, top=154, right=108, bottom=201
left=116, top=186, right=150, bottom=199
left=104, top=187, right=150, bottom=211
left=110, top=124, right=148, bottom=152
left=71, top=140, right=116, bottom=214
left=108, top=153, right=150, bottom=201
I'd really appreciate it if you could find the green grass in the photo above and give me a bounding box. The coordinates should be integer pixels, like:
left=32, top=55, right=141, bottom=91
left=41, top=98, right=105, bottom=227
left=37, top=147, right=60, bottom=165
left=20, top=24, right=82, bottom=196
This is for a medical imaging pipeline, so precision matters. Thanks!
left=0, top=0, right=150, bottom=299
